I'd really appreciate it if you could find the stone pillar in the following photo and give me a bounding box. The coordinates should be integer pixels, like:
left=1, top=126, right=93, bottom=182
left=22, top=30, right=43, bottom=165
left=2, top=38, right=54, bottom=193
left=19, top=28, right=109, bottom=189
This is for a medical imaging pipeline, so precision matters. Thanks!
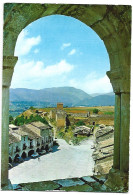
left=120, top=92, right=130, bottom=172
left=1, top=56, right=18, bottom=186
left=107, top=70, right=130, bottom=173
left=113, top=93, right=121, bottom=169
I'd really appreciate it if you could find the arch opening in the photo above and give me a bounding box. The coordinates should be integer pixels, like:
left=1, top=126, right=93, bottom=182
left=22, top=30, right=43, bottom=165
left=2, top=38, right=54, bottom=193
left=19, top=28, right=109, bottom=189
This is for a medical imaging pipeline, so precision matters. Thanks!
left=2, top=3, right=130, bottom=189
left=9, top=157, right=12, bottom=163
left=21, top=152, right=27, bottom=159
left=14, top=154, right=20, bottom=162
left=28, top=150, right=34, bottom=157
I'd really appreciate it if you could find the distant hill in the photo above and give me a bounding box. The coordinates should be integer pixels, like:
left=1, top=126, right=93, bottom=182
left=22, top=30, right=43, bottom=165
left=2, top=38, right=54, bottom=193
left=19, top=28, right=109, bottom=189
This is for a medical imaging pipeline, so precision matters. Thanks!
left=9, top=87, right=115, bottom=117
left=10, top=87, right=115, bottom=108
left=75, top=95, right=115, bottom=107
left=90, top=92, right=114, bottom=97
left=10, top=87, right=91, bottom=107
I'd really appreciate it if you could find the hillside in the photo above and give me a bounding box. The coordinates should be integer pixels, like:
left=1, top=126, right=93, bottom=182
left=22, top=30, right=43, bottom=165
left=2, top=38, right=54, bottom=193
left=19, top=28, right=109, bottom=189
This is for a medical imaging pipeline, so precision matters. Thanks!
left=10, top=87, right=91, bottom=107
left=75, top=95, right=115, bottom=107
left=9, top=87, right=115, bottom=116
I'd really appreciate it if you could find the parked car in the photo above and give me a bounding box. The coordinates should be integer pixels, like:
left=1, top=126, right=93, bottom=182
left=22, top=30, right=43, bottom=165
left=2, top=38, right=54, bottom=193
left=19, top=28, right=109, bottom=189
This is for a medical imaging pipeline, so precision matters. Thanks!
left=31, top=153, right=39, bottom=159
left=48, top=148, right=53, bottom=152
left=16, top=157, right=24, bottom=163
left=38, top=150, right=46, bottom=155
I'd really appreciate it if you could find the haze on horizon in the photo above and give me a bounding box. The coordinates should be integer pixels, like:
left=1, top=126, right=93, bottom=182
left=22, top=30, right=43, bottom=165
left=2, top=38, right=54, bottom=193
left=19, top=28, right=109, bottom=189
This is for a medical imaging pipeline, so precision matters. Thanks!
left=11, top=15, right=113, bottom=94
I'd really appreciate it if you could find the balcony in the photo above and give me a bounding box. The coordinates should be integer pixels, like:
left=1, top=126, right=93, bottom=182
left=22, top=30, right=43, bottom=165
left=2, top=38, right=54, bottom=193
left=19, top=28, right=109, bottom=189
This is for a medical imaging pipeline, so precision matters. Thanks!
left=37, top=143, right=40, bottom=146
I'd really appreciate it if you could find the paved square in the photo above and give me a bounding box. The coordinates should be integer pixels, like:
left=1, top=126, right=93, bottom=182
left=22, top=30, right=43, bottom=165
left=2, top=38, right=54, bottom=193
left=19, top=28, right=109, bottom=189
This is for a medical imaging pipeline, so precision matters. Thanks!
left=9, top=139, right=94, bottom=184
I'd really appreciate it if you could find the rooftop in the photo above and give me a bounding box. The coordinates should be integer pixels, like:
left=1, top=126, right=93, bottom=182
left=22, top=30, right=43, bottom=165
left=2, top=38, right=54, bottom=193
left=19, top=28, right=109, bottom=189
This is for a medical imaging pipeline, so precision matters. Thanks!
left=20, top=124, right=42, bottom=139
left=31, top=121, right=52, bottom=130
left=9, top=132, right=21, bottom=144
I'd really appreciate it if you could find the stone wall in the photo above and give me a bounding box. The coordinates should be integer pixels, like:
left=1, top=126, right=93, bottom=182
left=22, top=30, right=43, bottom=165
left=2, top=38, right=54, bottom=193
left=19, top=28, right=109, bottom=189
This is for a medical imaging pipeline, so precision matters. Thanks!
left=56, top=111, right=66, bottom=128
left=92, top=125, right=114, bottom=175
left=69, top=115, right=114, bottom=126
left=57, top=103, right=63, bottom=110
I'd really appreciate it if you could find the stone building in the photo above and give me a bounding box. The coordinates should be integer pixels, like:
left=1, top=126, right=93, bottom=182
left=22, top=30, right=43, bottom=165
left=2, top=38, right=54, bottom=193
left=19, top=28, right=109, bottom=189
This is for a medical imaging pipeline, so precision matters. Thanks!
left=49, top=103, right=66, bottom=129
left=56, top=110, right=66, bottom=128
left=69, top=112, right=90, bottom=118
left=9, top=121, right=53, bottom=163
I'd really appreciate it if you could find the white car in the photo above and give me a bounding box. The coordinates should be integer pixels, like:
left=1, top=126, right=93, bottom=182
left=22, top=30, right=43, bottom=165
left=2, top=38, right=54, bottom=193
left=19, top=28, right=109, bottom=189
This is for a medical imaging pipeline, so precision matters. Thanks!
left=38, top=150, right=46, bottom=155
left=31, top=153, right=39, bottom=158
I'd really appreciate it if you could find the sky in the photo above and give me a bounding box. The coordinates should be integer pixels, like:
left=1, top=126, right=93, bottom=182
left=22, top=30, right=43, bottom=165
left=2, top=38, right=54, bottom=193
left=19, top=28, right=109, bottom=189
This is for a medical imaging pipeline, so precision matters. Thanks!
left=11, top=14, right=113, bottom=94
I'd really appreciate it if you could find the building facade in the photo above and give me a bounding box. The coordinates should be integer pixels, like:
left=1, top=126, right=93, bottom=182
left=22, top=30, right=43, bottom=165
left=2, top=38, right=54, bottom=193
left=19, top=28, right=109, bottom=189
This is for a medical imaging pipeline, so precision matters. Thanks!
left=9, top=121, right=53, bottom=163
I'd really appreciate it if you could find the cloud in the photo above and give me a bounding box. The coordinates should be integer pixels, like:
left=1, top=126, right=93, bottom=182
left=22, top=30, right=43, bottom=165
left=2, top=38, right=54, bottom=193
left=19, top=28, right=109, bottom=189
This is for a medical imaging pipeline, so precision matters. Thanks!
left=68, top=72, right=113, bottom=94
left=15, top=29, right=41, bottom=56
left=11, top=59, right=74, bottom=89
left=68, top=49, right=76, bottom=56
left=61, top=43, right=71, bottom=50
left=34, top=49, right=39, bottom=54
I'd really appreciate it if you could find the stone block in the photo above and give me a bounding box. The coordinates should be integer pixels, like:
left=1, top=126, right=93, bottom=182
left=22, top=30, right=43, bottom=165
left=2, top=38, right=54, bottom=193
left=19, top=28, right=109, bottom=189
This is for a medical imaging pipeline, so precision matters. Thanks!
left=55, top=178, right=84, bottom=187
left=82, top=176, right=96, bottom=183
left=104, top=168, right=128, bottom=192
left=20, top=181, right=60, bottom=191
left=60, top=184, right=93, bottom=192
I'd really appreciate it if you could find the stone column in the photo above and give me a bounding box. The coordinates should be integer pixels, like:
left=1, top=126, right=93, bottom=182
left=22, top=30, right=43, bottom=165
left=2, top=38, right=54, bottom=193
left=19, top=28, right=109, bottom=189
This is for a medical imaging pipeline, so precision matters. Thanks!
left=107, top=70, right=130, bottom=173
left=113, top=93, right=121, bottom=169
left=107, top=70, right=121, bottom=170
left=120, top=92, right=130, bottom=172
left=1, top=56, right=18, bottom=186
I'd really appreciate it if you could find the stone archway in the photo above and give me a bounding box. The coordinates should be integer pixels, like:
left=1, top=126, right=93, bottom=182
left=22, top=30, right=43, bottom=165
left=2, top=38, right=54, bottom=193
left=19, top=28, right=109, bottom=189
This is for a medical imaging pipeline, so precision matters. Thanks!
left=14, top=154, right=20, bottom=163
left=9, top=156, right=12, bottom=164
left=2, top=3, right=131, bottom=186
left=28, top=150, right=34, bottom=157
left=21, top=152, right=27, bottom=159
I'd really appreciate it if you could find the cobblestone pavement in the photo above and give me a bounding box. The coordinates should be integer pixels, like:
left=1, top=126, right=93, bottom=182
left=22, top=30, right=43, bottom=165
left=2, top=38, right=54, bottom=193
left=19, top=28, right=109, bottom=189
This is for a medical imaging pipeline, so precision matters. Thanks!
left=9, top=138, right=95, bottom=184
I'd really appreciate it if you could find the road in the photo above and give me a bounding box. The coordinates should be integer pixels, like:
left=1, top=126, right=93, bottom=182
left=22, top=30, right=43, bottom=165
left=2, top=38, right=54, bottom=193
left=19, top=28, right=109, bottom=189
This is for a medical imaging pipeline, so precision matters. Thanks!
left=9, top=138, right=95, bottom=184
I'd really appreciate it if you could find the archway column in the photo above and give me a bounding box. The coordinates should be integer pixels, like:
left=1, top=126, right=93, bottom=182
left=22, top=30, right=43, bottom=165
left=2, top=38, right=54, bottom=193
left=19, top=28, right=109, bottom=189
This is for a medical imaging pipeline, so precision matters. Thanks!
left=107, top=70, right=130, bottom=173
left=1, top=56, right=18, bottom=186
left=120, top=92, right=130, bottom=172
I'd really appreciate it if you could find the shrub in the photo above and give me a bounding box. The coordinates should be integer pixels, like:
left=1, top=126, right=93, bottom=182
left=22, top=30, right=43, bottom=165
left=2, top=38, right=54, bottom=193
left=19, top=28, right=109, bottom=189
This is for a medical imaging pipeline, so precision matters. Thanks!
left=13, top=114, right=48, bottom=126
left=93, top=108, right=99, bottom=114
left=9, top=115, right=14, bottom=124
left=75, top=120, right=85, bottom=126
left=58, top=132, right=65, bottom=138
left=29, top=106, right=35, bottom=110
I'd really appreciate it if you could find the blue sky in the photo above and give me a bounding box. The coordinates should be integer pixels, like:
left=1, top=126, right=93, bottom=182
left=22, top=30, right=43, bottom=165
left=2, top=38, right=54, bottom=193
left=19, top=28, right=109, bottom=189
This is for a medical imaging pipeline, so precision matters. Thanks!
left=11, top=15, right=113, bottom=94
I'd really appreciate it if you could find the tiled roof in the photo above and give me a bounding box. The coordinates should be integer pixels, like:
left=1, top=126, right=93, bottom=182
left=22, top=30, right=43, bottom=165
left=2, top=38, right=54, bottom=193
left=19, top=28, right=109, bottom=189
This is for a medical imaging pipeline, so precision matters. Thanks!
left=20, top=124, right=41, bottom=139
left=9, top=132, right=21, bottom=144
left=31, top=121, right=52, bottom=130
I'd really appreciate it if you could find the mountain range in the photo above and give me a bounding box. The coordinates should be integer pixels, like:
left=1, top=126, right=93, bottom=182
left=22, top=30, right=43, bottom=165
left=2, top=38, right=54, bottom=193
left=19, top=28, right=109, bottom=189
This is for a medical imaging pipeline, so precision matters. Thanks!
left=10, top=87, right=115, bottom=107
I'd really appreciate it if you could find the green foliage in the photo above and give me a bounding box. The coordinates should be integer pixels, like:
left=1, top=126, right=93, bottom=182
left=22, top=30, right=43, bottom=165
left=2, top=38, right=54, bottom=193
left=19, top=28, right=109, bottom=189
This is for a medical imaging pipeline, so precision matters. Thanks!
left=72, top=136, right=88, bottom=145
left=12, top=114, right=48, bottom=126
left=9, top=115, right=14, bottom=124
left=50, top=118, right=55, bottom=123
left=104, top=112, right=114, bottom=115
left=75, top=120, right=85, bottom=126
left=58, top=131, right=65, bottom=138
left=93, top=108, right=99, bottom=114
left=29, top=106, right=35, bottom=110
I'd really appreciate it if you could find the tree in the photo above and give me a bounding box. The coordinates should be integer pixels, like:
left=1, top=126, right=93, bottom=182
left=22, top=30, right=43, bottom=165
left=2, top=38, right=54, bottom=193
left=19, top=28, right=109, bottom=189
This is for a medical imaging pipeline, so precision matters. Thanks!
left=75, top=120, right=85, bottom=126
left=9, top=115, right=14, bottom=124
left=93, top=108, right=99, bottom=114
left=29, top=106, right=35, bottom=110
